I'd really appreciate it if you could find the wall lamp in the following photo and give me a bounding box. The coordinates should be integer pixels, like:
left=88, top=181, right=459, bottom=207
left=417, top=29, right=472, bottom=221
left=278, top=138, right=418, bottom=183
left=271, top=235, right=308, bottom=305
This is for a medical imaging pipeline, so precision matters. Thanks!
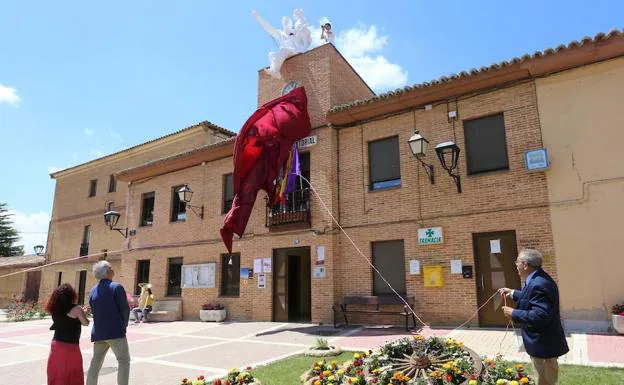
left=178, top=184, right=204, bottom=219
left=104, top=210, right=129, bottom=238
left=407, top=130, right=434, bottom=184
left=435, top=141, right=462, bottom=193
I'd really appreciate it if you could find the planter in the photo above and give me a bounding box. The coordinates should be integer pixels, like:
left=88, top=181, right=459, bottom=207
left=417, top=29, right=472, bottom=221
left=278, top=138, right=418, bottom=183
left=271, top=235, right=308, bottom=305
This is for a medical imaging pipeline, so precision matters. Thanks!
left=199, top=309, right=226, bottom=322
left=613, top=314, right=624, bottom=334
left=303, top=345, right=343, bottom=357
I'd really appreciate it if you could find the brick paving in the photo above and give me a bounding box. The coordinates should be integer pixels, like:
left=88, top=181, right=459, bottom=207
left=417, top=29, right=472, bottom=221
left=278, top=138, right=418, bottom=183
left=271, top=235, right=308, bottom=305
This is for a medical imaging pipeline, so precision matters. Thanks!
left=0, top=319, right=622, bottom=384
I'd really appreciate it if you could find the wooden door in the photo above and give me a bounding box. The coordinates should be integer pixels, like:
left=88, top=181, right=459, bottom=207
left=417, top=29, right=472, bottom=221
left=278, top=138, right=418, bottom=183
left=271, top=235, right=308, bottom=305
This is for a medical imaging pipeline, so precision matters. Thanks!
left=273, top=251, right=288, bottom=322
left=473, top=231, right=521, bottom=327
left=24, top=271, right=41, bottom=302
left=77, top=270, right=87, bottom=305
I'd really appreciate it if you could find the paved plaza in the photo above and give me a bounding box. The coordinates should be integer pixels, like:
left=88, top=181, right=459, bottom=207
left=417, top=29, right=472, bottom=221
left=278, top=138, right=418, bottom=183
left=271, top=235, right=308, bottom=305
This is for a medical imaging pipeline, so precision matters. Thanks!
left=0, top=318, right=622, bottom=384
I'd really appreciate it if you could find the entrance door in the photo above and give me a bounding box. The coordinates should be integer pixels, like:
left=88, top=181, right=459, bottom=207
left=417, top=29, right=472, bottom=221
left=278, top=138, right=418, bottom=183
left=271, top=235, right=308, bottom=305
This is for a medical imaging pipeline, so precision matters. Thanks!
left=272, top=247, right=311, bottom=322
left=77, top=270, right=87, bottom=305
left=24, top=271, right=41, bottom=302
left=473, top=231, right=521, bottom=327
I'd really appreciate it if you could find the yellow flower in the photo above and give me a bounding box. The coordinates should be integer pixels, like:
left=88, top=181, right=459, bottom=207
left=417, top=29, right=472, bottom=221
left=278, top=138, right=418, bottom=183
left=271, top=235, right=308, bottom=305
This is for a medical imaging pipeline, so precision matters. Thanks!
left=506, top=368, right=514, bottom=373
left=443, top=363, right=452, bottom=370
left=337, top=369, right=344, bottom=375
left=353, top=353, right=361, bottom=359
left=317, top=360, right=324, bottom=366
left=314, top=366, right=321, bottom=371
left=496, top=380, right=506, bottom=385
left=520, top=378, right=529, bottom=384
left=331, top=360, right=337, bottom=365
left=314, top=381, right=321, bottom=385
left=328, top=375, right=335, bottom=381
left=323, top=370, right=331, bottom=376
left=510, top=381, right=519, bottom=385
left=469, top=380, right=478, bottom=385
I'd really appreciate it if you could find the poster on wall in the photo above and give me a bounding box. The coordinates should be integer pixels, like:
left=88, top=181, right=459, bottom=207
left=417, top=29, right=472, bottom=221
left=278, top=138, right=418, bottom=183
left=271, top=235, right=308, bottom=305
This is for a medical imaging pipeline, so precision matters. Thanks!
left=258, top=274, right=266, bottom=288
left=450, top=260, right=463, bottom=274
left=253, top=258, right=263, bottom=274
left=423, top=266, right=443, bottom=288
left=181, top=263, right=215, bottom=289
left=409, top=260, right=420, bottom=275
left=240, top=267, right=249, bottom=279
left=313, top=266, right=326, bottom=278
left=262, top=257, right=272, bottom=273
left=316, top=246, right=325, bottom=264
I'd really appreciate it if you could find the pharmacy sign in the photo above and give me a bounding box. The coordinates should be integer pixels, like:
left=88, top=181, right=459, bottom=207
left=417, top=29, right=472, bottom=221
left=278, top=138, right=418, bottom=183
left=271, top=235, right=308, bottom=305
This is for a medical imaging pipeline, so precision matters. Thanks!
left=418, top=227, right=443, bottom=245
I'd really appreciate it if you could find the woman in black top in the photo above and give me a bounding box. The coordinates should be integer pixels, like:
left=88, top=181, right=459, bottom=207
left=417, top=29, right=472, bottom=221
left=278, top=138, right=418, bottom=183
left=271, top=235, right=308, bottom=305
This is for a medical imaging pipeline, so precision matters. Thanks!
left=46, top=283, right=89, bottom=385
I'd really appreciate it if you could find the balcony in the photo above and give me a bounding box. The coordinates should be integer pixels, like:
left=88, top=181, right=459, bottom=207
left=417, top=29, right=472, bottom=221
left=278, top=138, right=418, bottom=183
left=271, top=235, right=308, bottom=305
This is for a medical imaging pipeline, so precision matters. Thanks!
left=266, top=189, right=311, bottom=229
left=79, top=243, right=89, bottom=257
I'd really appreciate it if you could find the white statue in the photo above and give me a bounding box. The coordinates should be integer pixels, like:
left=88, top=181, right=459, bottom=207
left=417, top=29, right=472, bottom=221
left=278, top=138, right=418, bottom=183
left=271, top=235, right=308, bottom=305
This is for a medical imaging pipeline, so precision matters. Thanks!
left=252, top=9, right=312, bottom=79
left=321, top=22, right=335, bottom=44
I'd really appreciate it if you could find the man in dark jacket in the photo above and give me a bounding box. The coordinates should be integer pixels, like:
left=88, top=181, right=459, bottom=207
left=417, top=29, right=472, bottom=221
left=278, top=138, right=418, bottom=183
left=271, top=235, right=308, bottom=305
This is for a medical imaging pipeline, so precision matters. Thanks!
left=500, top=249, right=568, bottom=385
left=87, top=261, right=130, bottom=385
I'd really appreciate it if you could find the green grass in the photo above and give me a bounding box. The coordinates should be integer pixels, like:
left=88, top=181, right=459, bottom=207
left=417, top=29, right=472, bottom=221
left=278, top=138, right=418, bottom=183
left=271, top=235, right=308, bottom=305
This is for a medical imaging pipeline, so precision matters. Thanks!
left=251, top=353, right=624, bottom=385
left=252, top=351, right=355, bottom=385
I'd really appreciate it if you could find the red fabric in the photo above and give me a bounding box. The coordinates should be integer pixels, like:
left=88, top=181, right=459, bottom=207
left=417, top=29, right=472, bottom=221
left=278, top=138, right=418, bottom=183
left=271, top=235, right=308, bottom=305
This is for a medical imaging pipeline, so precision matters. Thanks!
left=221, top=87, right=312, bottom=252
left=47, top=340, right=84, bottom=385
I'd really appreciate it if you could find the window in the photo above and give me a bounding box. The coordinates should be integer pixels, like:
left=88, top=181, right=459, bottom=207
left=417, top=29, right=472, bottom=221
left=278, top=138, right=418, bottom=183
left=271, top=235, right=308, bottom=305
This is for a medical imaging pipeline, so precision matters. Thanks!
left=140, top=192, right=155, bottom=226
left=56, top=272, right=63, bottom=287
left=89, top=179, right=97, bottom=197
left=170, top=186, right=187, bottom=222
left=135, top=260, right=150, bottom=295
left=108, top=174, right=117, bottom=193
left=368, top=136, right=401, bottom=190
left=221, top=253, right=240, bottom=296
left=80, top=226, right=90, bottom=257
left=372, top=240, right=406, bottom=295
left=105, top=201, right=114, bottom=212
left=223, top=174, right=234, bottom=214
left=464, top=113, right=509, bottom=175
left=167, top=257, right=183, bottom=296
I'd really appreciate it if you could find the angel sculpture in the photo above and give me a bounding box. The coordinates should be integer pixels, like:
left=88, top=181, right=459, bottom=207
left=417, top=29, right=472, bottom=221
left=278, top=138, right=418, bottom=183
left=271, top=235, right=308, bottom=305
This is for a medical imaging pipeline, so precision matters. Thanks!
left=252, top=9, right=312, bottom=78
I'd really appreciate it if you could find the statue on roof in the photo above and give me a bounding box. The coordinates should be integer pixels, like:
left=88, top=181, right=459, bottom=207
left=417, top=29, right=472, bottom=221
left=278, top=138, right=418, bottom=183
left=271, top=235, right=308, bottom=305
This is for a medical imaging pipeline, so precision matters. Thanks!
left=252, top=9, right=312, bottom=79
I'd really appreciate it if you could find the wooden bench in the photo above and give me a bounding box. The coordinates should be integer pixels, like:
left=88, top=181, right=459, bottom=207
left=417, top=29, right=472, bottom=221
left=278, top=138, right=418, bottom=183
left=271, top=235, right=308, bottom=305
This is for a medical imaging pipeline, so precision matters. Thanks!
left=332, top=295, right=417, bottom=331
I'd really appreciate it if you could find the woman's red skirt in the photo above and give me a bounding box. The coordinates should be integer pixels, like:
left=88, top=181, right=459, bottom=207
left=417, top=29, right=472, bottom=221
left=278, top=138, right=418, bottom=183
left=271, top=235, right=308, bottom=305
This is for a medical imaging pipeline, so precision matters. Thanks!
left=47, top=340, right=84, bottom=385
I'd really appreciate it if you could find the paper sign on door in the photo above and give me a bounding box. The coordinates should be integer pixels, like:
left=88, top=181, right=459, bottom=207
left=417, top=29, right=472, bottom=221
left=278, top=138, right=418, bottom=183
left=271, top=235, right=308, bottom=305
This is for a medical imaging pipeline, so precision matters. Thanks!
left=490, top=239, right=501, bottom=254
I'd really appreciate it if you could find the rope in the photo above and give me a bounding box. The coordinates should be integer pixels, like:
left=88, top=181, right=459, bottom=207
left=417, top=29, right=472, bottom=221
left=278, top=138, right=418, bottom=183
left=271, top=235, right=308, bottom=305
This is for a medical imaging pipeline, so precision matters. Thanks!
left=0, top=249, right=124, bottom=279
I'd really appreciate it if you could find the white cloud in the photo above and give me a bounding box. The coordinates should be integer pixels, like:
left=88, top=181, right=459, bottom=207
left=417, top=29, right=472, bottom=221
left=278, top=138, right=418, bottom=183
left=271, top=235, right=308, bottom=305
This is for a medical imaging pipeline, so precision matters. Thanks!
left=8, top=210, right=50, bottom=255
left=47, top=166, right=63, bottom=174
left=335, top=24, right=408, bottom=91
left=0, top=83, right=21, bottom=107
left=89, top=148, right=104, bottom=159
left=83, top=128, right=95, bottom=136
left=108, top=128, right=123, bottom=142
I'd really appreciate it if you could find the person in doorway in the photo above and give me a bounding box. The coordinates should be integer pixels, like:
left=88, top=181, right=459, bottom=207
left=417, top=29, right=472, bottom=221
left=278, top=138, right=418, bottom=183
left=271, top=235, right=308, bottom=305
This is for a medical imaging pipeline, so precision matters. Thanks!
left=87, top=261, right=130, bottom=385
left=46, top=283, right=90, bottom=385
left=131, top=285, right=154, bottom=323
left=500, top=249, right=569, bottom=385
left=321, top=22, right=335, bottom=44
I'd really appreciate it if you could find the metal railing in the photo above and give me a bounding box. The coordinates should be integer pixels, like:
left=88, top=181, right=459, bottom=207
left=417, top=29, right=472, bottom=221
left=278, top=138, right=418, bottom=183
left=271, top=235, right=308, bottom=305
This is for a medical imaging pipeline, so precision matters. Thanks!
left=266, top=188, right=311, bottom=227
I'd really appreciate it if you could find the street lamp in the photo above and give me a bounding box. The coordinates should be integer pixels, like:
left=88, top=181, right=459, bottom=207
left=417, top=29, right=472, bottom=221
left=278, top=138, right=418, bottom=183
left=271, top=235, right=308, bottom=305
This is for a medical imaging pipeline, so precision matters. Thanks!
left=34, top=245, right=44, bottom=255
left=104, top=210, right=128, bottom=238
left=435, top=141, right=462, bottom=193
left=178, top=184, right=204, bottom=219
left=407, top=130, right=434, bottom=184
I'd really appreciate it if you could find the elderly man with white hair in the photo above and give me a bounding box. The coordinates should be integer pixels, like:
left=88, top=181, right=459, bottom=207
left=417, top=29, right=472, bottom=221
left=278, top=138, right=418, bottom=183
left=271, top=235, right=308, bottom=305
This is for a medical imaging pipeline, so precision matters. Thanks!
left=500, top=249, right=568, bottom=385
left=86, top=261, right=130, bottom=385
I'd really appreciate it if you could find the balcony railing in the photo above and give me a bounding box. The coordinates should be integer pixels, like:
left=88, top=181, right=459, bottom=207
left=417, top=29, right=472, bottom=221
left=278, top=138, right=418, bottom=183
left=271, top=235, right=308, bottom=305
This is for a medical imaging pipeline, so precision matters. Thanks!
left=266, top=188, right=311, bottom=228
left=79, top=243, right=89, bottom=257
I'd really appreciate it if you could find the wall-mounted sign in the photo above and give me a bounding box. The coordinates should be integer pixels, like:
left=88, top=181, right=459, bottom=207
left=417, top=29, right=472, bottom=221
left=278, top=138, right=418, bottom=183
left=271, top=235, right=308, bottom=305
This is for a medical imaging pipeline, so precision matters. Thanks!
left=313, top=266, right=326, bottom=278
left=423, top=266, right=443, bottom=288
left=418, top=227, right=443, bottom=245
left=181, top=263, right=215, bottom=289
left=258, top=274, right=266, bottom=289
left=409, top=260, right=420, bottom=275
left=297, top=135, right=317, bottom=149
left=525, top=148, right=549, bottom=172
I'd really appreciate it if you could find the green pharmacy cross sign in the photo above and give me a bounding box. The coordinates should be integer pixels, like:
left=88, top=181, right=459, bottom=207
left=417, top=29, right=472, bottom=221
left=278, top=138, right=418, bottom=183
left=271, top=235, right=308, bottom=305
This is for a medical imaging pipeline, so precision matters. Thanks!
left=418, top=227, right=443, bottom=245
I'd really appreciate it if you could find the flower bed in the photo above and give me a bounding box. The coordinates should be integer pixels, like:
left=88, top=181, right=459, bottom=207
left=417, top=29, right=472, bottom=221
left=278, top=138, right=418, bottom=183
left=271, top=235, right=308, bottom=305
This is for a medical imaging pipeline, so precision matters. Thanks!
left=178, top=368, right=261, bottom=385
left=300, top=335, right=535, bottom=385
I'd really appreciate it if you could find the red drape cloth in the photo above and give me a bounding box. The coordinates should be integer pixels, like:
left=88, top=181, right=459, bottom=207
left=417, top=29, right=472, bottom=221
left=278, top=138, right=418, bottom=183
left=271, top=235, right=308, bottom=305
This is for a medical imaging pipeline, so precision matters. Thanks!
left=220, top=87, right=312, bottom=252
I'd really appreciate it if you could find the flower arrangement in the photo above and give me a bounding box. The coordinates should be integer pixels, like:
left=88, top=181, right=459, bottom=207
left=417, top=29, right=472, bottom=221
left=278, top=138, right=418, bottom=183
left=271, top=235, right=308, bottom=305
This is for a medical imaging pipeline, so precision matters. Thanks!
left=612, top=303, right=624, bottom=316
left=202, top=303, right=225, bottom=311
left=299, top=335, right=535, bottom=385
left=6, top=296, right=41, bottom=322
left=178, top=367, right=260, bottom=385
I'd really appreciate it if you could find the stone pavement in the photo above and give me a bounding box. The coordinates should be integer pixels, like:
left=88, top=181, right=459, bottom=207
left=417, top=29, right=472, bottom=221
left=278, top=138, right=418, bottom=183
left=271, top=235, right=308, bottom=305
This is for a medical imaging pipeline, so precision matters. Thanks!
left=0, top=319, right=622, bottom=384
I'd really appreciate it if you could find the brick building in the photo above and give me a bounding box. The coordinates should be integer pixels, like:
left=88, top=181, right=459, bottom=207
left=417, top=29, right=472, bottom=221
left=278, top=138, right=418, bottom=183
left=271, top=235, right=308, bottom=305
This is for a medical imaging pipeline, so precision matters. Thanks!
left=41, top=32, right=624, bottom=330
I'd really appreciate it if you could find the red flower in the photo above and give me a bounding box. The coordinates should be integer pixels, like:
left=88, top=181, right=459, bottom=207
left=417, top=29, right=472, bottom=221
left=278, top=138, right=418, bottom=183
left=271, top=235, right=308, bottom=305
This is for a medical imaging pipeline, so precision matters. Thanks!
left=182, top=379, right=188, bottom=384
left=246, top=366, right=252, bottom=370
left=198, top=375, right=205, bottom=380
left=447, top=373, right=453, bottom=382
left=214, top=379, right=222, bottom=385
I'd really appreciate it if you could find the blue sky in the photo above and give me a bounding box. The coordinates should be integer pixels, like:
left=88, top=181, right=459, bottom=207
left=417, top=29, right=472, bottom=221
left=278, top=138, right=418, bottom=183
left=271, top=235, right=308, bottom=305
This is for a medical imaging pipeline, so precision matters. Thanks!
left=0, top=1, right=622, bottom=253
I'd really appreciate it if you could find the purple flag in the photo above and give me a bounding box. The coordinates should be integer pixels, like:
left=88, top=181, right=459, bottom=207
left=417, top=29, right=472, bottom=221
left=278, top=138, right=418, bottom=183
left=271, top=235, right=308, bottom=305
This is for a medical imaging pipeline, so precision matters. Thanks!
left=285, top=143, right=301, bottom=194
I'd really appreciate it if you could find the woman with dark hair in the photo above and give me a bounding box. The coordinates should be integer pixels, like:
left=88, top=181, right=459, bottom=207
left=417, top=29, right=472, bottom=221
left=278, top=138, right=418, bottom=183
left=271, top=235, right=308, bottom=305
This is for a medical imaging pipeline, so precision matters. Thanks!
left=46, top=283, right=90, bottom=385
